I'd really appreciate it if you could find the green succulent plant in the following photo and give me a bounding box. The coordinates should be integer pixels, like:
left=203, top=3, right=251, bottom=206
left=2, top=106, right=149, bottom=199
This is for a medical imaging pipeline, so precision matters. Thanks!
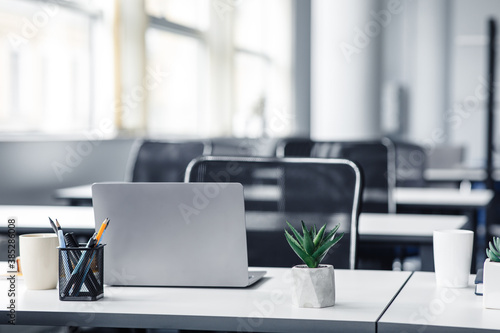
left=284, top=221, right=344, bottom=268
left=486, top=236, right=500, bottom=262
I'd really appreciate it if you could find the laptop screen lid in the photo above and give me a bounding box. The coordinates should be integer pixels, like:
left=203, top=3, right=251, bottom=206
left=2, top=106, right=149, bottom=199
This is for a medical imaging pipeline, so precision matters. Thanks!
left=92, top=182, right=253, bottom=287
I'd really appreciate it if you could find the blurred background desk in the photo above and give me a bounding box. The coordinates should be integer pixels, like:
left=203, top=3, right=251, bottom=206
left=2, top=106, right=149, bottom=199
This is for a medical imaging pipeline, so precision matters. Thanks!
left=394, top=187, right=494, bottom=209
left=1, top=205, right=467, bottom=271
left=54, top=185, right=495, bottom=210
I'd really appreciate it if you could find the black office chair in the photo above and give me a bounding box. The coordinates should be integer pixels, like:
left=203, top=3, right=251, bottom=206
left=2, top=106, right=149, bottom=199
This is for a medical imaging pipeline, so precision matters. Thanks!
left=276, top=138, right=396, bottom=213
left=185, top=156, right=363, bottom=270
left=127, top=139, right=211, bottom=182
left=392, top=140, right=427, bottom=187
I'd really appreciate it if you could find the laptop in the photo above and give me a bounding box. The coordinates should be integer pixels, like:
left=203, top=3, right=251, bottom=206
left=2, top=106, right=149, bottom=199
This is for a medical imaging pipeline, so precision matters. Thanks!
left=91, top=182, right=265, bottom=287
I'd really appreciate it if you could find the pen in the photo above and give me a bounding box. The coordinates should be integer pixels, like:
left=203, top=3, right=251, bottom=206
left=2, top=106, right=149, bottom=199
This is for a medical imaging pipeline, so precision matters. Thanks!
left=95, top=218, right=109, bottom=244
left=51, top=218, right=71, bottom=280
left=54, top=219, right=66, bottom=248
left=48, top=217, right=58, bottom=234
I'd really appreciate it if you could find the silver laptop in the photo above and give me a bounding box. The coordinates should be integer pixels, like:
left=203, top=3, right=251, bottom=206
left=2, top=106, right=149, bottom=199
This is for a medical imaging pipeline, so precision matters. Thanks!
left=92, top=182, right=265, bottom=287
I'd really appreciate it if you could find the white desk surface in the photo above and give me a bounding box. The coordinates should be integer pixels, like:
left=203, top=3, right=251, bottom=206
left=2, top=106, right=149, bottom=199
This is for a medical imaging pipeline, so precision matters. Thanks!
left=424, top=167, right=500, bottom=182
left=54, top=184, right=282, bottom=202
left=0, top=205, right=95, bottom=231
left=0, top=206, right=468, bottom=241
left=56, top=185, right=495, bottom=210
left=358, top=213, right=468, bottom=242
left=393, top=187, right=494, bottom=208
left=378, top=272, right=500, bottom=332
left=54, top=184, right=92, bottom=200
left=0, top=266, right=411, bottom=332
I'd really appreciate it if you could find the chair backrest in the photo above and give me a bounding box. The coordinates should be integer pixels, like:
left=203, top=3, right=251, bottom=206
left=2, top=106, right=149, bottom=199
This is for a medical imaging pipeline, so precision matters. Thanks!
left=185, top=156, right=363, bottom=269
left=276, top=138, right=396, bottom=213
left=392, top=140, right=427, bottom=187
left=127, top=140, right=210, bottom=182
left=275, top=138, right=315, bottom=157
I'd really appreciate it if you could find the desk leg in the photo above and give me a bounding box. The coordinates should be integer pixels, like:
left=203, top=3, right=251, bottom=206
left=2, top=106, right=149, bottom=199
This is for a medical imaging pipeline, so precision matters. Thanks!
left=420, top=244, right=434, bottom=272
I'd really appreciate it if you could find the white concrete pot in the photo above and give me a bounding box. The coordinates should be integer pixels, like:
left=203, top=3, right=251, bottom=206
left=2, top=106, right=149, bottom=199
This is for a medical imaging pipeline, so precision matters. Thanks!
left=483, top=259, right=500, bottom=309
left=291, top=264, right=335, bottom=308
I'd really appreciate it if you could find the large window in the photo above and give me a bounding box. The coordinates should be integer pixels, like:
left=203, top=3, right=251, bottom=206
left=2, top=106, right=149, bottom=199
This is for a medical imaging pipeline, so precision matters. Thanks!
left=145, top=0, right=209, bottom=136
left=232, top=0, right=293, bottom=138
left=145, top=0, right=293, bottom=138
left=0, top=0, right=108, bottom=135
left=0, top=0, right=294, bottom=138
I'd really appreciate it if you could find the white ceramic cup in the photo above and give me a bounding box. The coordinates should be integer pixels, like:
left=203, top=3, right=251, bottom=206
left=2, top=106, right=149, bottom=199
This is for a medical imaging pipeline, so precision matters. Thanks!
left=19, top=233, right=59, bottom=290
left=433, top=229, right=474, bottom=288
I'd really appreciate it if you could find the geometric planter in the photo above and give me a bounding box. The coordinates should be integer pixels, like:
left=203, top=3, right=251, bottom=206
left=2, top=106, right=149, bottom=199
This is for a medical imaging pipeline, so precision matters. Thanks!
left=483, top=259, right=500, bottom=309
left=291, top=264, right=335, bottom=308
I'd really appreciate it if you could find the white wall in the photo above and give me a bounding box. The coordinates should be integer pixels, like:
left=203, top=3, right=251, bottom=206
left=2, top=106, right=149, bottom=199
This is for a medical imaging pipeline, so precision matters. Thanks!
left=0, top=139, right=134, bottom=205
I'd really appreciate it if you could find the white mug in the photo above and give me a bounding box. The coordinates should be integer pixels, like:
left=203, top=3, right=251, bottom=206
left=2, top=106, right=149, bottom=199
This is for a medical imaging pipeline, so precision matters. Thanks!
left=433, top=229, right=474, bottom=288
left=19, top=233, right=59, bottom=290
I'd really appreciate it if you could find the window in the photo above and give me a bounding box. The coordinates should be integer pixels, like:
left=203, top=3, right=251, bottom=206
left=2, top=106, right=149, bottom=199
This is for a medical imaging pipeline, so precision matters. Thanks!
left=0, top=0, right=107, bottom=135
left=145, top=0, right=293, bottom=138
left=145, top=0, right=209, bottom=136
left=232, top=0, right=293, bottom=138
left=0, top=0, right=294, bottom=138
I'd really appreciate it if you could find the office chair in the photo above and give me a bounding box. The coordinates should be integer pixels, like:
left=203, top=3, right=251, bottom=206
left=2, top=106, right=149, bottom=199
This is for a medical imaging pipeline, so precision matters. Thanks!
left=185, top=156, right=363, bottom=270
left=392, top=140, right=427, bottom=187
left=276, top=138, right=396, bottom=213
left=275, top=137, right=315, bottom=157
left=126, top=139, right=211, bottom=182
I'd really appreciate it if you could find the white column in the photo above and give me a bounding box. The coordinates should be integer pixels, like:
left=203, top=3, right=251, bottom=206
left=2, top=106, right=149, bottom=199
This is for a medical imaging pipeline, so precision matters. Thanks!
left=311, top=0, right=385, bottom=141
left=408, top=0, right=449, bottom=143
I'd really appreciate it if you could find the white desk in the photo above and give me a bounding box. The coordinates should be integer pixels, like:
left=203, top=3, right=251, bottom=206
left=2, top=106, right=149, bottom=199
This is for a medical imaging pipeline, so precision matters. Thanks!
left=0, top=206, right=468, bottom=242
left=379, top=272, right=500, bottom=332
left=394, top=187, right=494, bottom=209
left=0, top=205, right=95, bottom=232
left=424, top=167, right=500, bottom=183
left=358, top=213, right=468, bottom=243
left=55, top=185, right=495, bottom=211
left=0, top=266, right=411, bottom=332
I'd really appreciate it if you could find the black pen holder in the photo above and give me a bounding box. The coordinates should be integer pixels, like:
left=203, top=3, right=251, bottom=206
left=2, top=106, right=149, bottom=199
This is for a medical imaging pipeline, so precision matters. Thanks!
left=58, top=244, right=105, bottom=301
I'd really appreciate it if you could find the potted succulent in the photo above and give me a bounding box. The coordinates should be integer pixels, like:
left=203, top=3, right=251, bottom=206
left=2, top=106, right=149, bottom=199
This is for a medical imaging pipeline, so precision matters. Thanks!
left=284, top=221, right=343, bottom=308
left=484, top=236, right=500, bottom=309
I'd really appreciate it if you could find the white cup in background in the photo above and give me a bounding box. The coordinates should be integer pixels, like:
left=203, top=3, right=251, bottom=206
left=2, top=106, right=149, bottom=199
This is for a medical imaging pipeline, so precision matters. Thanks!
left=433, top=229, right=474, bottom=288
left=19, top=233, right=59, bottom=290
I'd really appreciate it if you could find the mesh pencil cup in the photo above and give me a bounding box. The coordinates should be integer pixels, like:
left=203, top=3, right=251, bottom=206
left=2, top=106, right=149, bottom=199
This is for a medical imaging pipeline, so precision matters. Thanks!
left=58, top=244, right=104, bottom=301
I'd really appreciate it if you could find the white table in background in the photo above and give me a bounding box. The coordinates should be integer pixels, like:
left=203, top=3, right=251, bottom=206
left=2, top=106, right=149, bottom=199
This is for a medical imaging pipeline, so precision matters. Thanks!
left=1, top=266, right=411, bottom=332
left=55, top=185, right=495, bottom=209
left=394, top=187, right=494, bottom=209
left=378, top=272, right=500, bottom=332
left=0, top=206, right=468, bottom=243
